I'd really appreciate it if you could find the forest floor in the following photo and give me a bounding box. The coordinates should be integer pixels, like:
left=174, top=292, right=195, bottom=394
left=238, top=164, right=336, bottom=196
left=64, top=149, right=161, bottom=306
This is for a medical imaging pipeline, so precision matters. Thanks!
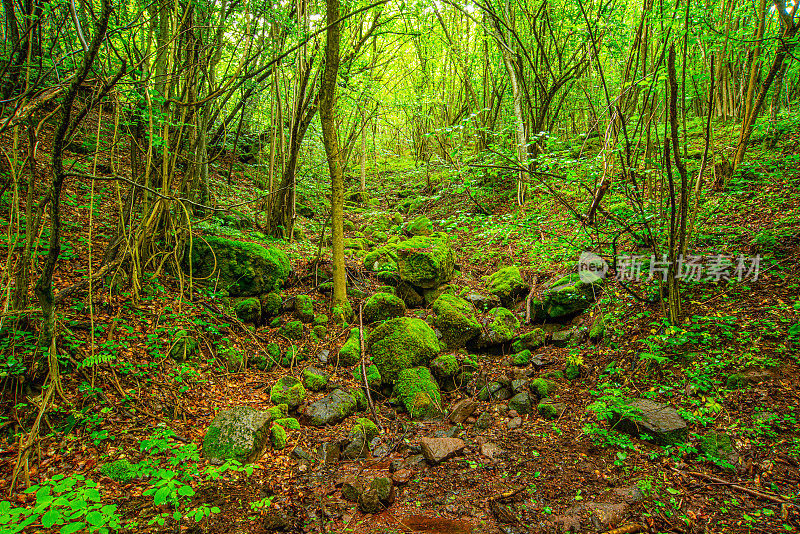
left=1, top=111, right=800, bottom=534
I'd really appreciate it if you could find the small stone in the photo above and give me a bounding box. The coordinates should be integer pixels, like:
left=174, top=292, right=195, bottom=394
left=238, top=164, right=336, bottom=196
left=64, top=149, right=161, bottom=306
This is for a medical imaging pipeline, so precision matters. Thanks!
left=419, top=437, right=466, bottom=464
left=537, top=400, right=565, bottom=420
left=319, top=441, right=341, bottom=465
left=508, top=391, right=534, bottom=415
left=507, top=409, right=519, bottom=418
left=507, top=416, right=522, bottom=429
left=613, top=398, right=688, bottom=445
left=480, top=442, right=503, bottom=459
left=448, top=399, right=478, bottom=424
left=392, top=469, right=412, bottom=484
left=290, top=447, right=313, bottom=463
left=465, top=416, right=476, bottom=424
left=358, top=477, right=394, bottom=513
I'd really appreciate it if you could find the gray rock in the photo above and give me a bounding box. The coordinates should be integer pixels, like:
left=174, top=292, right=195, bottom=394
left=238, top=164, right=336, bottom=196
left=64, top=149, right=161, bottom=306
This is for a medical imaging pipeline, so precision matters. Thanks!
left=319, top=441, right=341, bottom=465
left=316, top=349, right=330, bottom=364
left=551, top=329, right=573, bottom=348
left=306, top=389, right=357, bottom=426
left=463, top=292, right=501, bottom=312
left=474, top=411, right=493, bottom=430
left=358, top=477, right=394, bottom=513
left=478, top=381, right=513, bottom=401
left=614, top=398, right=688, bottom=445
left=479, top=442, right=503, bottom=459
left=448, top=399, right=478, bottom=424
left=202, top=406, right=274, bottom=464
left=511, top=379, right=528, bottom=393
left=419, top=437, right=466, bottom=464
left=508, top=392, right=534, bottom=415
left=507, top=416, right=523, bottom=429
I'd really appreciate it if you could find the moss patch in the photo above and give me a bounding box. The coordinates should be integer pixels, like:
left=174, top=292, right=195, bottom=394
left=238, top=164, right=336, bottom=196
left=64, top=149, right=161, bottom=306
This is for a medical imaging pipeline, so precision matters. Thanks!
left=338, top=328, right=363, bottom=367
left=395, top=366, right=442, bottom=420
left=367, top=317, right=440, bottom=383
left=270, top=376, right=306, bottom=409
left=363, top=292, right=407, bottom=323
left=432, top=294, right=480, bottom=348
left=295, top=295, right=315, bottom=323
left=99, top=459, right=138, bottom=482
left=484, top=266, right=527, bottom=305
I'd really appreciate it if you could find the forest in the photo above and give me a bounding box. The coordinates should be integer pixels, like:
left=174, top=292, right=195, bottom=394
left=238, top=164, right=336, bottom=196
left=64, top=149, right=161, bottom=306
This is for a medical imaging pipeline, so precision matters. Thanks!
left=0, top=0, right=799, bottom=531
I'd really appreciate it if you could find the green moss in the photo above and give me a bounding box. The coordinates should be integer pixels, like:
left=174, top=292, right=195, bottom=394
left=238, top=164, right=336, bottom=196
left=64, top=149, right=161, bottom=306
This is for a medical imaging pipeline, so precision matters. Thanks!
left=266, top=404, right=289, bottom=420
left=100, top=458, right=138, bottom=482
left=271, top=424, right=287, bottom=449
left=314, top=314, right=329, bottom=325
left=338, top=328, right=363, bottom=366
left=405, top=215, right=433, bottom=236
left=188, top=236, right=291, bottom=297
left=484, top=307, right=520, bottom=344
left=312, top=325, right=327, bottom=339
left=376, top=285, right=395, bottom=294
left=332, top=300, right=354, bottom=325
left=279, top=320, right=304, bottom=340
left=303, top=367, right=329, bottom=391
left=726, top=373, right=744, bottom=389
left=394, top=367, right=442, bottom=420
left=531, top=378, right=557, bottom=398
left=430, top=353, right=459, bottom=379
left=541, top=273, right=602, bottom=318
left=432, top=294, right=480, bottom=348
left=700, top=431, right=734, bottom=460
left=537, top=401, right=561, bottom=420
left=351, top=417, right=379, bottom=442
left=565, top=362, right=581, bottom=380
left=270, top=317, right=282, bottom=328
left=589, top=312, right=606, bottom=342
left=367, top=317, right=440, bottom=383
left=511, top=350, right=532, bottom=366
left=542, top=370, right=564, bottom=380
left=235, top=298, right=261, bottom=323
left=484, top=266, right=527, bottom=305
left=270, top=376, right=306, bottom=409
left=363, top=292, right=407, bottom=323
left=353, top=364, right=382, bottom=388
left=511, top=328, right=546, bottom=353
left=274, top=417, right=301, bottom=430
left=295, top=295, right=315, bottom=323
left=170, top=330, right=198, bottom=361
left=395, top=235, right=455, bottom=289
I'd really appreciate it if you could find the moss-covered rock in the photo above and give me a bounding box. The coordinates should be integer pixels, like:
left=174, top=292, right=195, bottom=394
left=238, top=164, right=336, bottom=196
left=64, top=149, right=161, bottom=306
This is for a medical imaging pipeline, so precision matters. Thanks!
left=338, top=328, right=363, bottom=366
left=510, top=328, right=546, bottom=353
left=270, top=376, right=306, bottom=409
left=99, top=458, right=139, bottom=482
left=395, top=235, right=455, bottom=289
left=540, top=273, right=602, bottom=318
left=332, top=300, right=354, bottom=325
left=343, top=417, right=380, bottom=459
left=475, top=307, right=520, bottom=348
left=484, top=266, right=528, bottom=306
left=394, top=366, right=442, bottom=420
left=188, top=236, right=290, bottom=297
left=537, top=400, right=565, bottom=420
left=511, top=350, right=532, bottom=366
left=363, top=292, right=407, bottom=323
left=589, top=312, right=606, bottom=342
left=314, top=314, right=329, bottom=325
left=353, top=364, right=382, bottom=389
left=279, top=320, right=304, bottom=340
left=266, top=404, right=289, bottom=420
left=202, top=406, right=275, bottom=463
left=306, top=388, right=358, bottom=426
left=432, top=294, right=480, bottom=348
left=405, top=215, right=433, bottom=236
left=235, top=298, right=261, bottom=324
left=273, top=417, right=301, bottom=430
left=367, top=317, right=440, bottom=383
left=303, top=366, right=330, bottom=391
left=530, top=378, right=557, bottom=398
left=429, top=353, right=459, bottom=381
left=279, top=345, right=301, bottom=367
left=270, top=424, right=287, bottom=450
left=261, top=292, right=282, bottom=318
left=170, top=330, right=199, bottom=362
left=295, top=295, right=315, bottom=323
left=700, top=431, right=735, bottom=463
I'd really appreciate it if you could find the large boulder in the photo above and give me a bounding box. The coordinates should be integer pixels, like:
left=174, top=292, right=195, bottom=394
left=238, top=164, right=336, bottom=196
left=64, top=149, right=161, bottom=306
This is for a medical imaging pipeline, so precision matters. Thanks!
left=395, top=235, right=455, bottom=289
left=611, top=398, right=688, bottom=445
left=367, top=317, right=440, bottom=383
left=203, top=406, right=275, bottom=463
left=432, top=294, right=480, bottom=349
left=474, top=307, right=520, bottom=348
left=538, top=273, right=602, bottom=318
left=306, top=388, right=358, bottom=426
left=188, top=236, right=290, bottom=297
left=363, top=292, right=406, bottom=323
left=484, top=266, right=528, bottom=306
left=270, top=376, right=306, bottom=410
left=395, top=367, right=442, bottom=420
left=404, top=215, right=433, bottom=236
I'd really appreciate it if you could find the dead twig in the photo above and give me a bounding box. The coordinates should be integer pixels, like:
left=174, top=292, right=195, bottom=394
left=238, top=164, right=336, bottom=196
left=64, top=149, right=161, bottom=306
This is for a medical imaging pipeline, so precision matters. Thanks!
left=358, top=302, right=381, bottom=430
left=671, top=467, right=796, bottom=507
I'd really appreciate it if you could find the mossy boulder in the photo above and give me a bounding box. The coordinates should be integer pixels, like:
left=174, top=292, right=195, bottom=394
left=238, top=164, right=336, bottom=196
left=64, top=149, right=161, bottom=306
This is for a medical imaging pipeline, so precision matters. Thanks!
left=700, top=431, right=737, bottom=465
left=510, top=328, right=546, bottom=353
left=475, top=307, right=520, bottom=348
left=394, top=367, right=442, bottom=420
left=363, top=292, right=407, bottom=323
left=303, top=367, right=329, bottom=391
left=395, top=235, right=455, bottom=289
left=367, top=317, right=440, bottom=383
left=294, top=295, right=315, bottom=323
left=429, top=353, right=459, bottom=381
left=530, top=378, right=557, bottom=398
left=353, top=364, right=382, bottom=389
left=511, top=350, right=532, bottom=366
left=537, top=400, right=565, bottom=420
left=338, top=328, right=363, bottom=367
left=306, top=388, right=358, bottom=426
left=484, top=266, right=528, bottom=306
left=540, top=273, right=602, bottom=318
left=270, top=424, right=287, bottom=450
left=235, top=298, right=261, bottom=324
left=279, top=320, right=304, bottom=340
left=202, top=406, right=275, bottom=463
left=343, top=417, right=380, bottom=459
left=99, top=458, right=139, bottom=482
left=261, top=291, right=283, bottom=319
left=188, top=236, right=290, bottom=297
left=405, top=215, right=433, bottom=236
left=270, top=376, right=306, bottom=409
left=432, top=294, right=480, bottom=348
left=170, top=330, right=199, bottom=362
left=273, top=417, right=301, bottom=430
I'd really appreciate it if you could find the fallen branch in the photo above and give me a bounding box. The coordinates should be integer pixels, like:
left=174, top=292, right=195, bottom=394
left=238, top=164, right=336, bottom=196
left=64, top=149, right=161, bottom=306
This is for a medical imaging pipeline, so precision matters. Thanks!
left=600, top=524, right=647, bottom=534
left=672, top=467, right=796, bottom=507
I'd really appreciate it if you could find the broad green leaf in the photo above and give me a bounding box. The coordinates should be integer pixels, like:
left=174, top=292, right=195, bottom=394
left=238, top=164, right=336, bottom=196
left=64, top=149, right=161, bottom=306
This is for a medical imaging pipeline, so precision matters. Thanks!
left=42, top=509, right=62, bottom=528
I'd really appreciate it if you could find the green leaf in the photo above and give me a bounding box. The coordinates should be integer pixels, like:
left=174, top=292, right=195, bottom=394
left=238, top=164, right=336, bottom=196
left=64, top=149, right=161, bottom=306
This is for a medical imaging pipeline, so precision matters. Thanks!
left=177, top=485, right=195, bottom=497
left=85, top=511, right=105, bottom=526
left=60, top=522, right=87, bottom=534
left=42, top=509, right=62, bottom=528
left=85, top=488, right=101, bottom=502
left=154, top=487, right=171, bottom=506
